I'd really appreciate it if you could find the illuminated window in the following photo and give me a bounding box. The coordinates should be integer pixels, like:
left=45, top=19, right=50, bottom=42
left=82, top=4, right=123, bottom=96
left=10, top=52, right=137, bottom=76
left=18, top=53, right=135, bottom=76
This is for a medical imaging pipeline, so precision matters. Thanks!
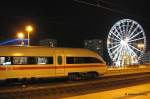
left=13, top=57, right=27, bottom=65
left=37, top=57, right=47, bottom=64
left=0, top=56, right=53, bottom=65
left=0, top=57, right=5, bottom=65
left=27, top=57, right=53, bottom=64
left=37, top=57, right=53, bottom=64
left=0, top=57, right=12, bottom=65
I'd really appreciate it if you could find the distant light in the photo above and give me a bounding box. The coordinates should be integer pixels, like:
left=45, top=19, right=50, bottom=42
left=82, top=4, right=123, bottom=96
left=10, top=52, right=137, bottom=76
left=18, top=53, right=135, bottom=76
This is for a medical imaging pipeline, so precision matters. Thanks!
left=17, top=32, right=24, bottom=39
left=137, top=43, right=144, bottom=49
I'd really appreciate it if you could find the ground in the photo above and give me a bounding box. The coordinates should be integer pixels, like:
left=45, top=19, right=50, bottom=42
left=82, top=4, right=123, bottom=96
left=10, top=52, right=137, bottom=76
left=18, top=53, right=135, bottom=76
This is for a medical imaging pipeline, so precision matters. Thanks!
left=63, top=83, right=150, bottom=99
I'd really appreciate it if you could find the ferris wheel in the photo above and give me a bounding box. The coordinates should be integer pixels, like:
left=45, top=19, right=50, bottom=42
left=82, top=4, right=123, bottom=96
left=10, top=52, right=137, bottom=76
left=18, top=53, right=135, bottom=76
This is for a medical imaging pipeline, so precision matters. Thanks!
left=107, top=19, right=146, bottom=66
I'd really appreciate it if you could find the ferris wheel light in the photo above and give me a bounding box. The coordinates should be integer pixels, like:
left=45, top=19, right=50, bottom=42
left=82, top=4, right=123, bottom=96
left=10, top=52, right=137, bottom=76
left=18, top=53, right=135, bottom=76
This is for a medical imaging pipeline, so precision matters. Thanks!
left=120, top=38, right=129, bottom=46
left=107, top=39, right=111, bottom=44
left=120, top=40, right=125, bottom=45
left=137, top=43, right=144, bottom=49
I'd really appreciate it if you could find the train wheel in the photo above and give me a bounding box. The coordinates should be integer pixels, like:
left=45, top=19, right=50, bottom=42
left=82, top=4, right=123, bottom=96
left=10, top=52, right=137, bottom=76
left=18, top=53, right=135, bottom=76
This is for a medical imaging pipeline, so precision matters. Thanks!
left=68, top=73, right=80, bottom=81
left=21, top=78, right=27, bottom=83
left=87, top=72, right=99, bottom=79
left=30, top=77, right=37, bottom=83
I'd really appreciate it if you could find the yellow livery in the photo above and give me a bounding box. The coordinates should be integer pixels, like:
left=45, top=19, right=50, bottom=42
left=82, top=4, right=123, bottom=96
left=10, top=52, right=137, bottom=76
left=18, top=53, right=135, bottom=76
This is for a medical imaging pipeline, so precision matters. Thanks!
left=0, top=46, right=107, bottom=80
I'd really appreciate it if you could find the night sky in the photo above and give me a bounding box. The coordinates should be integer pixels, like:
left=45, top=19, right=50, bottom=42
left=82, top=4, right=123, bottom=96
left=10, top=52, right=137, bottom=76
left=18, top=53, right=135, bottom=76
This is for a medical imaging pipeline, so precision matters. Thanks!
left=0, top=0, right=150, bottom=50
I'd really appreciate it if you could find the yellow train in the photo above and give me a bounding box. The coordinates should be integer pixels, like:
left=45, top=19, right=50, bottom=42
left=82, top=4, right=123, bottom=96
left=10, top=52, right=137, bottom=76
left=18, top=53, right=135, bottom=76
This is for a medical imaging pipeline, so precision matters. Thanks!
left=0, top=46, right=107, bottom=81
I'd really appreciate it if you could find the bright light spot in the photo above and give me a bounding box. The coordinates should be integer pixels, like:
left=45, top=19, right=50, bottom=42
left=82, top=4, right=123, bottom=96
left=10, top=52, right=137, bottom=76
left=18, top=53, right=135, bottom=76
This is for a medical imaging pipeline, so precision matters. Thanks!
left=125, top=37, right=129, bottom=42
left=107, top=39, right=110, bottom=44
left=26, top=25, right=33, bottom=32
left=17, top=32, right=24, bottom=39
left=120, top=40, right=126, bottom=46
left=120, top=38, right=129, bottom=46
left=137, top=43, right=144, bottom=49
left=12, top=53, right=23, bottom=56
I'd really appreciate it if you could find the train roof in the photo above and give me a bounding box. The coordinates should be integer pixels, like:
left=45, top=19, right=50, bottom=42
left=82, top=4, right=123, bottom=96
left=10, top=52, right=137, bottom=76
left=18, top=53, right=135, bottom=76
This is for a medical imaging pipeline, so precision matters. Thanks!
left=0, top=46, right=105, bottom=63
left=0, top=46, right=97, bottom=55
left=0, top=45, right=93, bottom=51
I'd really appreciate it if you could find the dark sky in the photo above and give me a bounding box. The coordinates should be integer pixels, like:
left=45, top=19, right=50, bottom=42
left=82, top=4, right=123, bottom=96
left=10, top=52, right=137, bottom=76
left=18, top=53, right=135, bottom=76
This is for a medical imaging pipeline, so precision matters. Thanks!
left=0, top=0, right=150, bottom=49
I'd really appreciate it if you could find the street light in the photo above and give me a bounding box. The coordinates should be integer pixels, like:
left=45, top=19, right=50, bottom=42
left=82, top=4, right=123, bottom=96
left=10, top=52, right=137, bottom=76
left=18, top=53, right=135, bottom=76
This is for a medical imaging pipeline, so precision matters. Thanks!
left=25, top=25, right=33, bottom=47
left=17, top=32, right=24, bottom=46
left=137, top=43, right=144, bottom=64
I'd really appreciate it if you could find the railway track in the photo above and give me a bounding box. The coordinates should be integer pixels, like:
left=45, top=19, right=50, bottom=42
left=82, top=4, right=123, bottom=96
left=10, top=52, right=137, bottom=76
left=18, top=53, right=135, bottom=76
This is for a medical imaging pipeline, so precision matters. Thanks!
left=0, top=72, right=150, bottom=99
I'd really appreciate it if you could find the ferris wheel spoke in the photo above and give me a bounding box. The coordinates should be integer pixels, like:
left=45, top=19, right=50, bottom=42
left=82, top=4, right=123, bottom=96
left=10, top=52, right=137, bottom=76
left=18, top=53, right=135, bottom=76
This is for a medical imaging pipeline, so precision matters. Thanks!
left=111, top=41, right=120, bottom=44
left=114, top=24, right=122, bottom=38
left=111, top=44, right=122, bottom=55
left=110, top=32, right=121, bottom=40
left=128, top=37, right=144, bottom=43
left=114, top=50, right=119, bottom=61
left=127, top=21, right=135, bottom=35
left=127, top=45, right=138, bottom=57
left=129, top=25, right=139, bottom=38
left=113, top=45, right=122, bottom=61
left=114, top=27, right=122, bottom=38
left=116, top=46, right=123, bottom=62
left=122, top=22, right=126, bottom=34
left=129, top=31, right=142, bottom=41
left=127, top=45, right=136, bottom=56
left=117, top=24, right=123, bottom=38
left=128, top=44, right=143, bottom=53
left=109, top=42, right=120, bottom=46
left=109, top=43, right=120, bottom=50
left=126, top=21, right=130, bottom=35
left=108, top=37, right=120, bottom=42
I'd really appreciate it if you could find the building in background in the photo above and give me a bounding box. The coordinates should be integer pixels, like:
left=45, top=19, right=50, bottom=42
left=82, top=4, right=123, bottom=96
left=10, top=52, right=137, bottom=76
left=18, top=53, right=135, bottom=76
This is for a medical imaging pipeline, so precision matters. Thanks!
left=39, top=39, right=57, bottom=47
left=140, top=51, right=150, bottom=65
left=84, top=39, right=103, bottom=57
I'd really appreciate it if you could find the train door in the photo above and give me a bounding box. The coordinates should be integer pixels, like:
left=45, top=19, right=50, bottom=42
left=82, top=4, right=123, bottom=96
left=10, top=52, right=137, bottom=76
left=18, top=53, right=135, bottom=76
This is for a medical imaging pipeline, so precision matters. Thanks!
left=55, top=55, right=65, bottom=76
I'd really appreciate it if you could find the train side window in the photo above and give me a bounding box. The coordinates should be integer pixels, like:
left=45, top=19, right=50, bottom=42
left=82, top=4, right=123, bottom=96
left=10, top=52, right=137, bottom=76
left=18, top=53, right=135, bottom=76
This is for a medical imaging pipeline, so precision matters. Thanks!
left=27, top=57, right=37, bottom=64
left=0, top=57, right=12, bottom=65
left=37, top=57, right=53, bottom=64
left=11, top=56, right=53, bottom=65
left=13, top=57, right=27, bottom=65
left=66, top=57, right=74, bottom=64
left=58, top=56, right=62, bottom=65
left=37, top=57, right=47, bottom=64
left=66, top=57, right=103, bottom=64
left=0, top=57, right=5, bottom=65
left=5, top=57, right=12, bottom=65
left=85, top=57, right=103, bottom=63
left=47, top=57, right=53, bottom=64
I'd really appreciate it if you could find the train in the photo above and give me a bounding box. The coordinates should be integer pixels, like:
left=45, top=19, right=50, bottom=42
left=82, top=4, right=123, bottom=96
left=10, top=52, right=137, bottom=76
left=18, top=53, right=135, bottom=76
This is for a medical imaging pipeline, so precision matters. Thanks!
left=0, top=46, right=107, bottom=81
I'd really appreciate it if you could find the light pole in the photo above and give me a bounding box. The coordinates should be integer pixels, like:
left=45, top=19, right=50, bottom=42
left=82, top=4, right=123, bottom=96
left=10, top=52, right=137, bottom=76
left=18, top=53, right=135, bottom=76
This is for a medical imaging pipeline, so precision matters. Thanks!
left=17, top=32, right=24, bottom=46
left=137, top=43, right=144, bottom=64
left=25, top=25, right=33, bottom=47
